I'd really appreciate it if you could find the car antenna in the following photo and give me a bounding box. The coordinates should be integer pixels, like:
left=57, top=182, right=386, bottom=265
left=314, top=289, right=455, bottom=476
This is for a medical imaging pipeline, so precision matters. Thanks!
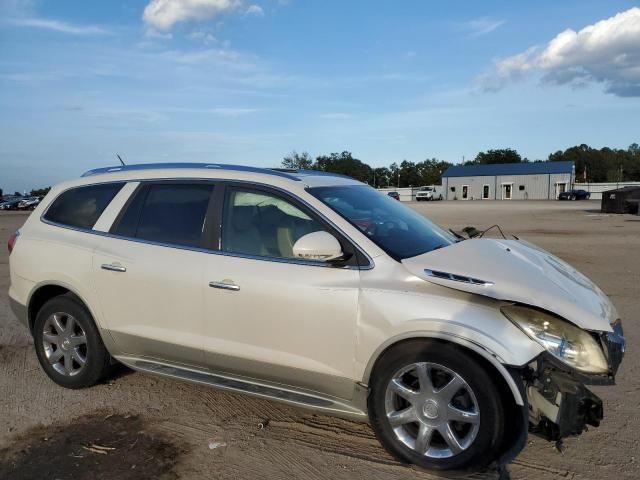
left=116, top=154, right=126, bottom=166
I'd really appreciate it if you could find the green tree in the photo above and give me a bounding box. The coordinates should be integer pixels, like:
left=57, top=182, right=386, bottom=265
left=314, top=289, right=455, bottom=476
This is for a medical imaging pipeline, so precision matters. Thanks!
left=471, top=149, right=522, bottom=165
left=314, top=151, right=372, bottom=183
left=548, top=143, right=640, bottom=182
left=281, top=151, right=314, bottom=170
left=30, top=187, right=51, bottom=197
left=372, top=167, right=391, bottom=188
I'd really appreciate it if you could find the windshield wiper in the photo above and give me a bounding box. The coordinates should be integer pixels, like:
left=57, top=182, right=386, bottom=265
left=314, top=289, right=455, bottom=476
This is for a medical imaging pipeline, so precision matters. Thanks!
left=449, top=229, right=465, bottom=242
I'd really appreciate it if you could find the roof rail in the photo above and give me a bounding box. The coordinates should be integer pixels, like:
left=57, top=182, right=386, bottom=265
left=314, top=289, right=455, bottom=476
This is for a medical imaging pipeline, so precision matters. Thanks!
left=291, top=169, right=356, bottom=180
left=81, top=163, right=301, bottom=181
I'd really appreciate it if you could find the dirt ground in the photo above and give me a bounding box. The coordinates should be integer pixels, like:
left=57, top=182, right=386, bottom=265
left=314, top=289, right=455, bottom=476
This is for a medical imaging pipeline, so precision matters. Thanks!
left=1, top=201, right=638, bottom=479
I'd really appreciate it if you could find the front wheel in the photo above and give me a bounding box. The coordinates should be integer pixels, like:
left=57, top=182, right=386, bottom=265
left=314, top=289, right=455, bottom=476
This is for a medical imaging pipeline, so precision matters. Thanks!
left=368, top=341, right=504, bottom=471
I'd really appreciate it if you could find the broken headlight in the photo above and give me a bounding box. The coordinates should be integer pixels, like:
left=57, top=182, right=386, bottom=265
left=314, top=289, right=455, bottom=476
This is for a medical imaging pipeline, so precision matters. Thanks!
left=502, top=305, right=608, bottom=374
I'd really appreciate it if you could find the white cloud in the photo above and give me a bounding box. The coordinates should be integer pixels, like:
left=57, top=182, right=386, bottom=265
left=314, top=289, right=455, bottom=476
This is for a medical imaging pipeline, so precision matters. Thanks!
left=143, top=0, right=242, bottom=30
left=482, top=7, right=640, bottom=97
left=189, top=30, right=217, bottom=44
left=463, top=17, right=505, bottom=37
left=9, top=17, right=109, bottom=35
left=245, top=5, right=264, bottom=16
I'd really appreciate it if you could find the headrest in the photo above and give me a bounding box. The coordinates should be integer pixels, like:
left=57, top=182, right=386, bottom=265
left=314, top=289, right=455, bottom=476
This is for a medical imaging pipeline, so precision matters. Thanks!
left=231, top=205, right=257, bottom=231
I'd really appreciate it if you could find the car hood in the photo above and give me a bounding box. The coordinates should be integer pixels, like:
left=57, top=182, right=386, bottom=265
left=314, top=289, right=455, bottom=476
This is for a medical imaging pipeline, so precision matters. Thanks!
left=402, top=238, right=616, bottom=332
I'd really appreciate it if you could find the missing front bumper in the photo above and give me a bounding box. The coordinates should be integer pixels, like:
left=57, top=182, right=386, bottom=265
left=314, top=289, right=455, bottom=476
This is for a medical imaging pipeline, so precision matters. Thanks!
left=527, top=367, right=603, bottom=440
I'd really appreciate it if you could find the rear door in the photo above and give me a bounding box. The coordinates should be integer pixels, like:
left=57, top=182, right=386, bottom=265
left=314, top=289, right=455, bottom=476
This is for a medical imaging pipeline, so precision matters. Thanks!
left=201, top=183, right=362, bottom=398
left=91, top=181, right=216, bottom=367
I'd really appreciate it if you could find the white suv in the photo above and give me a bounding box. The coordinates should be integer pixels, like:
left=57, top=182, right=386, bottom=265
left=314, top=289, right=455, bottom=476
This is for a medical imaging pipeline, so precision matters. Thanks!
left=8, top=163, right=624, bottom=471
left=415, top=186, right=442, bottom=201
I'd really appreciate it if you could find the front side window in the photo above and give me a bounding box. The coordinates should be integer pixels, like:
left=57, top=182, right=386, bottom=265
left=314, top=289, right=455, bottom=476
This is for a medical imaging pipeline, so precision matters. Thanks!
left=44, top=183, right=125, bottom=229
left=309, top=185, right=456, bottom=260
left=114, top=183, right=213, bottom=248
left=222, top=187, right=326, bottom=258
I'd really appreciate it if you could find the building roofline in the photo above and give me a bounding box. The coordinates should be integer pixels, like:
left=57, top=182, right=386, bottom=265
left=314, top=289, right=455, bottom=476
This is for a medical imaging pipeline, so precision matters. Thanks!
left=442, top=161, right=574, bottom=178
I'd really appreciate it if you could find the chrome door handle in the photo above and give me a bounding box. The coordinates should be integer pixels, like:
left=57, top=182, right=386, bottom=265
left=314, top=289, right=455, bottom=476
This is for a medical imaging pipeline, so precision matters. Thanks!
left=209, top=281, right=240, bottom=291
left=101, top=263, right=127, bottom=273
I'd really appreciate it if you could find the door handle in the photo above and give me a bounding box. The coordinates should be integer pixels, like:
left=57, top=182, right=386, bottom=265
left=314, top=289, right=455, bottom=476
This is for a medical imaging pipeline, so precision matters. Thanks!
left=101, top=263, right=127, bottom=273
left=209, top=281, right=240, bottom=291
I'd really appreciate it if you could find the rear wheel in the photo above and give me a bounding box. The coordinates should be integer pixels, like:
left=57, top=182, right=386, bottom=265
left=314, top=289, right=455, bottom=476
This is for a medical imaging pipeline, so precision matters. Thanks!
left=368, top=341, right=504, bottom=471
left=33, top=294, right=112, bottom=389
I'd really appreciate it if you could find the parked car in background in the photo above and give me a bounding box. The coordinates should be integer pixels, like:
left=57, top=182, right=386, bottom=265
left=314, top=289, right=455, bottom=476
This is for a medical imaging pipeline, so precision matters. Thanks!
left=0, top=198, right=21, bottom=210
left=558, top=189, right=590, bottom=200
left=387, top=191, right=400, bottom=200
left=8, top=163, right=624, bottom=472
left=416, top=186, right=443, bottom=201
left=17, top=197, right=42, bottom=210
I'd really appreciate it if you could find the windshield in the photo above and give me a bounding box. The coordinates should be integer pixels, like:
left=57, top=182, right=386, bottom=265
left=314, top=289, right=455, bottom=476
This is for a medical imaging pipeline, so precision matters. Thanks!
left=309, top=185, right=456, bottom=260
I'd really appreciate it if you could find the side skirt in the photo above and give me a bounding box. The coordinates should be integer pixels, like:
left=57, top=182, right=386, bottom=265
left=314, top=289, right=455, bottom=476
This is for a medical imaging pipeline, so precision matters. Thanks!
left=114, top=355, right=368, bottom=421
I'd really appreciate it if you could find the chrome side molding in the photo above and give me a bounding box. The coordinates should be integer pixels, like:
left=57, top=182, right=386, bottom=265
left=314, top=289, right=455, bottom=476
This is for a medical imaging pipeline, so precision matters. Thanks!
left=114, top=356, right=367, bottom=420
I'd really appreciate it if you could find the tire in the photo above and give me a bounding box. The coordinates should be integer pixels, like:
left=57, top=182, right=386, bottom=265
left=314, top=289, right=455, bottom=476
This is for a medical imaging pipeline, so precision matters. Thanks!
left=368, top=340, right=504, bottom=471
left=33, top=293, right=112, bottom=389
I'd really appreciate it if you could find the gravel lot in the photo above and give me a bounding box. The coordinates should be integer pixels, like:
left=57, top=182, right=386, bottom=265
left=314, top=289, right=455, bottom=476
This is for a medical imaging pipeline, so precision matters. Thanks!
left=1, top=201, right=638, bottom=479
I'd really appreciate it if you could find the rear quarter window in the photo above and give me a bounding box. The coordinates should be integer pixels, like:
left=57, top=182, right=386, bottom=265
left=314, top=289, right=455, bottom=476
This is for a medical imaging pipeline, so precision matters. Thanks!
left=44, top=183, right=125, bottom=229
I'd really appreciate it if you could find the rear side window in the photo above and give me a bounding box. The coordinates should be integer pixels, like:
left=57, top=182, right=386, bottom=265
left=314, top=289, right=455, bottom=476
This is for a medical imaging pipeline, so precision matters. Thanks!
left=44, top=183, right=125, bottom=229
left=114, top=183, right=213, bottom=248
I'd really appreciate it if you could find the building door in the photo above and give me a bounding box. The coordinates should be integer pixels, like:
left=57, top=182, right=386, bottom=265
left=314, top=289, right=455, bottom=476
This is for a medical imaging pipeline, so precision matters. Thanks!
left=462, top=185, right=469, bottom=200
left=502, top=183, right=512, bottom=200
left=555, top=182, right=567, bottom=199
left=483, top=185, right=489, bottom=199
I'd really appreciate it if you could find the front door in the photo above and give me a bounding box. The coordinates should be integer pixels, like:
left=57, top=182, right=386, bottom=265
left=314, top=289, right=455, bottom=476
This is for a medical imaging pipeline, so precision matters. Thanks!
left=556, top=182, right=567, bottom=199
left=462, top=185, right=469, bottom=200
left=202, top=184, right=360, bottom=398
left=483, top=185, right=489, bottom=199
left=502, top=183, right=512, bottom=200
left=92, top=182, right=215, bottom=367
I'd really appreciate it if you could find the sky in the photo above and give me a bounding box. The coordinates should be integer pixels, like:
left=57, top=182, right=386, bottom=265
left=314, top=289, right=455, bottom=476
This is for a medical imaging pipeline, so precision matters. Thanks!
left=1, top=0, right=640, bottom=193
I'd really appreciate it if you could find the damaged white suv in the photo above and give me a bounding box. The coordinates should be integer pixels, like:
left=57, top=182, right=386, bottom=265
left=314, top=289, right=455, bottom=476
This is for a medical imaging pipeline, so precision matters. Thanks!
left=8, top=164, right=624, bottom=471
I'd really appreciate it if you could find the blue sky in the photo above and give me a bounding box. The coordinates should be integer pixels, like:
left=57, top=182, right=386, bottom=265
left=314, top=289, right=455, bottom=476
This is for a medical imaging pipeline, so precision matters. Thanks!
left=1, top=0, right=639, bottom=193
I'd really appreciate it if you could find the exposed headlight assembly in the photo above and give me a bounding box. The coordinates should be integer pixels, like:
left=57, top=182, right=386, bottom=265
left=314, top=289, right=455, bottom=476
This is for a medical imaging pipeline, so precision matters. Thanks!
left=502, top=305, right=608, bottom=374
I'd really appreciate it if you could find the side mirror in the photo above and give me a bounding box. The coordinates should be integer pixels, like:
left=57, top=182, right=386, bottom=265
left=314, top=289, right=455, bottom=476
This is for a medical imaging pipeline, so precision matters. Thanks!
left=292, top=231, right=345, bottom=262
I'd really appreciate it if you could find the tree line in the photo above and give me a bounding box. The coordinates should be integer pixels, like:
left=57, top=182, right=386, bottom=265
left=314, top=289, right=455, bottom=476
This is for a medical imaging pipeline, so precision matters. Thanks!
left=283, top=143, right=640, bottom=187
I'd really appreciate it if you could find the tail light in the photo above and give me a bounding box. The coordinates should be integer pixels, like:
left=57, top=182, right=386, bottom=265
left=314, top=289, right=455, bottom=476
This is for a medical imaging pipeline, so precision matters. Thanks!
left=7, top=230, right=19, bottom=254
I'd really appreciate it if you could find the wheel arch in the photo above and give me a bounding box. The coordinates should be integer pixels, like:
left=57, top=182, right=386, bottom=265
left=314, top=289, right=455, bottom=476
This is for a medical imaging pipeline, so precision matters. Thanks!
left=27, top=281, right=98, bottom=335
left=364, top=334, right=529, bottom=466
left=362, top=333, right=525, bottom=406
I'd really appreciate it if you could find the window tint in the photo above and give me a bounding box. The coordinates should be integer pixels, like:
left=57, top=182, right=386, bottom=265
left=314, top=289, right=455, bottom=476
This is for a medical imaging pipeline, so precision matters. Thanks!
left=115, top=184, right=213, bottom=248
left=222, top=187, right=326, bottom=258
left=44, top=183, right=124, bottom=229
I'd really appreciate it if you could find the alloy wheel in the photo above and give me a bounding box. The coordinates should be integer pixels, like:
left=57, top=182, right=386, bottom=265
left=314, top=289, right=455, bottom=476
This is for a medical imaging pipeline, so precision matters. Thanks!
left=42, top=312, right=88, bottom=376
left=384, top=362, right=480, bottom=459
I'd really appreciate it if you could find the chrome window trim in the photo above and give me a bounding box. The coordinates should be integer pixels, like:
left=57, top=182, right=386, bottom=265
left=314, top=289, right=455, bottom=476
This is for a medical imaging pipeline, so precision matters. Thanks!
left=40, top=177, right=375, bottom=271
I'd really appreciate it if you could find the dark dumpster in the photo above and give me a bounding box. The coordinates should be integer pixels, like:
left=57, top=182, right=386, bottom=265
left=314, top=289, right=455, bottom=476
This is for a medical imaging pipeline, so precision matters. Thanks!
left=601, top=186, right=640, bottom=214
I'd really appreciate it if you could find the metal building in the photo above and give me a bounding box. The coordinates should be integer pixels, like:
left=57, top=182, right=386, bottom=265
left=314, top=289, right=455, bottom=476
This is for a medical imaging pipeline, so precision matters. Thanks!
left=442, top=161, right=575, bottom=200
